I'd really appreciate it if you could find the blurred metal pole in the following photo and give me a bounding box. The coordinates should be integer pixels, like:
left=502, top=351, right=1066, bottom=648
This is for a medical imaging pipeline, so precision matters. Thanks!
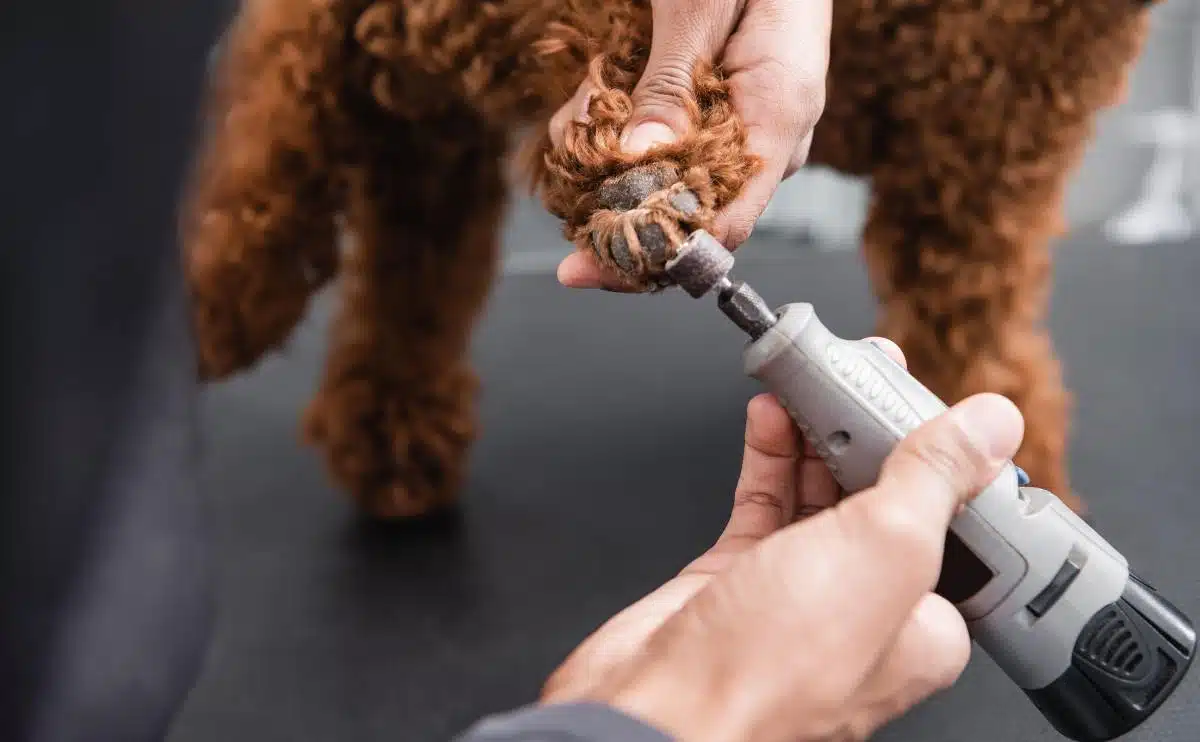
left=1102, top=0, right=1199, bottom=245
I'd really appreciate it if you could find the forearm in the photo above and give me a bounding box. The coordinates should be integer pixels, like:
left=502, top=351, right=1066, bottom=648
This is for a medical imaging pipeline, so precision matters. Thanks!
left=455, top=703, right=673, bottom=742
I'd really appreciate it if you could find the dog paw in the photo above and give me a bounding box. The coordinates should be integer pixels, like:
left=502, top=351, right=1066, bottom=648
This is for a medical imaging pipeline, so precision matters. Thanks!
left=187, top=242, right=330, bottom=381
left=191, top=296, right=260, bottom=380
left=305, top=366, right=478, bottom=520
left=586, top=162, right=711, bottom=291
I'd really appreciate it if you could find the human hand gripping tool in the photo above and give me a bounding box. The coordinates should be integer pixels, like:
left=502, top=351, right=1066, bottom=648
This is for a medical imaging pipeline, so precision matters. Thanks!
left=663, top=229, right=1196, bottom=742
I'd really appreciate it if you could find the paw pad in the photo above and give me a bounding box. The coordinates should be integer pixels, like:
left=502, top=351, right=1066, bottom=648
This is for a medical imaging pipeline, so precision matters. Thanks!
left=586, top=163, right=711, bottom=291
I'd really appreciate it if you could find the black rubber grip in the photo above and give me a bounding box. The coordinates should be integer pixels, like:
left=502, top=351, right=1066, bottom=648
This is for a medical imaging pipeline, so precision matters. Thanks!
left=1025, top=575, right=1196, bottom=741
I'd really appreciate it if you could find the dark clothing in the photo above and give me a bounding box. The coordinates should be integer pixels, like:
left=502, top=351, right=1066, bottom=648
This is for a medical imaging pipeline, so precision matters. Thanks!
left=456, top=703, right=673, bottom=742
left=2, top=6, right=668, bottom=742
left=0, top=2, right=231, bottom=740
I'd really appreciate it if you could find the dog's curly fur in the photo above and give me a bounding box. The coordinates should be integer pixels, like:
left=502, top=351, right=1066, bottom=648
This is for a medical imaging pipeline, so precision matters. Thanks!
left=184, top=0, right=1158, bottom=518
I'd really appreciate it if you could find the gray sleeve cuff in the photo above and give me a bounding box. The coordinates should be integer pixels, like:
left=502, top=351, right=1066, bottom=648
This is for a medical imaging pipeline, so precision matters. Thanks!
left=454, top=702, right=675, bottom=742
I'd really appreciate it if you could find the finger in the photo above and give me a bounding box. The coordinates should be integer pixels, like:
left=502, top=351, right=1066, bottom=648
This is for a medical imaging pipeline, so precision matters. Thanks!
left=547, top=394, right=805, bottom=693
left=543, top=576, right=706, bottom=702
left=621, top=0, right=740, bottom=154
left=551, top=399, right=815, bottom=699
left=717, top=394, right=799, bottom=545
left=795, top=454, right=840, bottom=520
left=856, top=392, right=1024, bottom=546
left=549, top=80, right=597, bottom=150
left=849, top=594, right=971, bottom=737
left=743, top=392, right=1019, bottom=684
left=782, top=130, right=815, bottom=180
left=795, top=336, right=905, bottom=519
left=556, top=251, right=642, bottom=292
left=714, top=2, right=829, bottom=247
left=710, top=118, right=792, bottom=249
left=830, top=393, right=1024, bottom=623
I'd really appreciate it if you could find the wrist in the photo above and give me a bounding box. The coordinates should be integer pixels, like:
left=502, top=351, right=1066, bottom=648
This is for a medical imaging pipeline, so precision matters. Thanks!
left=581, top=657, right=769, bottom=742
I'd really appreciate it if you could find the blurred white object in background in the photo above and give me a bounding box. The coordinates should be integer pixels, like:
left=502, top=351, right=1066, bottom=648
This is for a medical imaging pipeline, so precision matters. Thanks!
left=1105, top=107, right=1198, bottom=244
left=755, top=167, right=869, bottom=247
left=1105, top=0, right=1200, bottom=245
left=758, top=0, right=1198, bottom=249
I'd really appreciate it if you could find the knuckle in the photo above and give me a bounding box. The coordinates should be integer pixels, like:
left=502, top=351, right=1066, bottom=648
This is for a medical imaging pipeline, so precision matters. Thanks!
left=737, top=59, right=827, bottom=139
left=843, top=715, right=881, bottom=742
left=907, top=423, right=986, bottom=490
left=712, top=533, right=762, bottom=557
left=796, top=69, right=828, bottom=113
left=909, top=653, right=954, bottom=695
left=868, top=695, right=921, bottom=738
left=723, top=219, right=756, bottom=249
left=911, top=440, right=966, bottom=486
left=908, top=655, right=962, bottom=700
left=549, top=107, right=571, bottom=139
left=788, top=76, right=827, bottom=138
left=539, top=649, right=594, bottom=702
left=928, top=658, right=966, bottom=694
left=539, top=664, right=570, bottom=700
left=910, top=599, right=971, bottom=690
left=930, top=641, right=971, bottom=691
left=857, top=496, right=935, bottom=555
left=549, top=81, right=595, bottom=144
left=733, top=488, right=787, bottom=517
left=798, top=670, right=862, bottom=722
left=787, top=134, right=815, bottom=177
left=637, top=59, right=696, bottom=110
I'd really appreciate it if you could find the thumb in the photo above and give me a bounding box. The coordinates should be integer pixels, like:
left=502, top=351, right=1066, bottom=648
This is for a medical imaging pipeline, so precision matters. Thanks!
left=874, top=393, right=1024, bottom=528
left=780, top=394, right=1025, bottom=649
left=835, top=393, right=1024, bottom=593
left=622, top=0, right=740, bottom=155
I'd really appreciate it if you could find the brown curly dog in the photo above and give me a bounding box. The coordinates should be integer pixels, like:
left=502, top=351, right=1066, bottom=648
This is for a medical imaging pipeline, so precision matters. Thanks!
left=183, top=0, right=1158, bottom=519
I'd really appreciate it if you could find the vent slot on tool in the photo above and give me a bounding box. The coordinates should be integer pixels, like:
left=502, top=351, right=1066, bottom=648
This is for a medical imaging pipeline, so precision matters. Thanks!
left=1079, top=608, right=1151, bottom=681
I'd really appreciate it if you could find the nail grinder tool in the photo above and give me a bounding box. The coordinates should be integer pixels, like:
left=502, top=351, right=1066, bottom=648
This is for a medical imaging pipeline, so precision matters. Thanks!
left=664, top=229, right=1195, bottom=742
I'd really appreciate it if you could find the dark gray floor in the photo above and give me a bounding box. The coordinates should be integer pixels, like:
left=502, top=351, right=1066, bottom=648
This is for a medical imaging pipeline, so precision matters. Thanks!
left=170, top=226, right=1200, bottom=742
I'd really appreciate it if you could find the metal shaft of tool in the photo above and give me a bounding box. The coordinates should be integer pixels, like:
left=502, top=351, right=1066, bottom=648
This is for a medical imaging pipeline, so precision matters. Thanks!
left=666, top=229, right=778, bottom=339
left=715, top=276, right=777, bottom=340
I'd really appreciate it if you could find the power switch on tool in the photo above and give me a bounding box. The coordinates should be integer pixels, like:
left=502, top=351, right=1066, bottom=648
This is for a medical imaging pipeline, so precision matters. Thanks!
left=1027, top=547, right=1087, bottom=619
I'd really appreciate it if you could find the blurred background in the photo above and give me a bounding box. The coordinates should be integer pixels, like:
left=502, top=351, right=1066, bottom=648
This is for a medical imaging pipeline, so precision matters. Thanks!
left=751, top=0, right=1200, bottom=248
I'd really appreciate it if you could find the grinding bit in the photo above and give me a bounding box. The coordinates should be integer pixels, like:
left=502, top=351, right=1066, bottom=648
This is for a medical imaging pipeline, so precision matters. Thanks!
left=666, top=229, right=779, bottom=339
left=665, top=230, right=735, bottom=298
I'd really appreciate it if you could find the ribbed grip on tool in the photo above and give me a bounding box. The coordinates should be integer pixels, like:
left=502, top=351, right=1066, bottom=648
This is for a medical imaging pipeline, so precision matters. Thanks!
left=742, top=303, right=951, bottom=494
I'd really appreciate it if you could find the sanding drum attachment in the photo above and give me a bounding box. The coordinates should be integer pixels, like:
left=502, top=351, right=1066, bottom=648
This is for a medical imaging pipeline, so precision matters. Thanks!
left=665, top=230, right=735, bottom=298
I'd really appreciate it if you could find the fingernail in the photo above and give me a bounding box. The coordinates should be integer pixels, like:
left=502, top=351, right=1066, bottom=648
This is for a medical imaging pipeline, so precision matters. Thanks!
left=948, top=394, right=1023, bottom=461
left=555, top=260, right=582, bottom=288
left=574, top=90, right=594, bottom=125
left=621, top=121, right=677, bottom=155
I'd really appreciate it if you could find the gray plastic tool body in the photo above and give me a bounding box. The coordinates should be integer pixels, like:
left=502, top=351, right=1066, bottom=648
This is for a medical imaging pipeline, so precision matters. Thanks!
left=744, top=303, right=1130, bottom=690
left=664, top=228, right=1194, bottom=741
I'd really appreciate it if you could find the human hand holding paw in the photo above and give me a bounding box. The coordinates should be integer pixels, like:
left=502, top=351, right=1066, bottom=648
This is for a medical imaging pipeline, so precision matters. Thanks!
left=543, top=0, right=832, bottom=292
